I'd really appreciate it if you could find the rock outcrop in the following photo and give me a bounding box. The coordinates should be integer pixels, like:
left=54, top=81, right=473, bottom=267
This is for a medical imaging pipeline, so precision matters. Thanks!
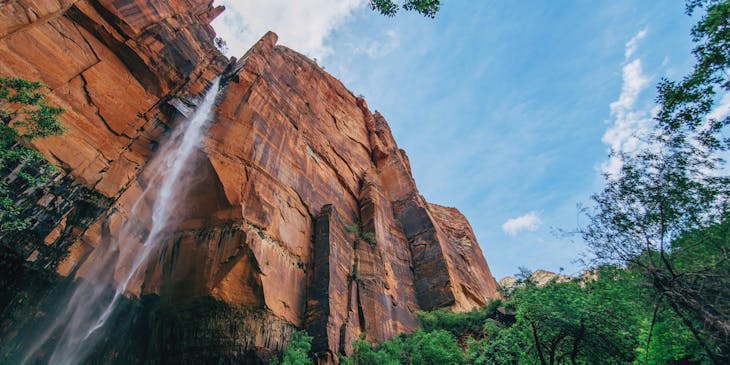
left=0, top=1, right=499, bottom=363
left=499, top=269, right=577, bottom=293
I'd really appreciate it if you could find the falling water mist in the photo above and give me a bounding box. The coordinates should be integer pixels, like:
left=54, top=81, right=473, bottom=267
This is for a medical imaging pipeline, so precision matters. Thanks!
left=20, top=78, right=221, bottom=365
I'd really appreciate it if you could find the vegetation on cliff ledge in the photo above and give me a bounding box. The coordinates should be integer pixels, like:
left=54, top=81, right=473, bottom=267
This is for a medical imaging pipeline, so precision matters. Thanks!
left=0, top=77, right=64, bottom=233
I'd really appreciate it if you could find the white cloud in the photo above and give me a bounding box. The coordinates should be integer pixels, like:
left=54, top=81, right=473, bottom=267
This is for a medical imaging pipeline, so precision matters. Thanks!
left=707, top=92, right=730, bottom=121
left=352, top=29, right=401, bottom=58
left=502, top=211, right=542, bottom=236
left=211, top=0, right=366, bottom=60
left=601, top=29, right=654, bottom=176
left=608, top=59, right=650, bottom=115
left=624, top=27, right=647, bottom=60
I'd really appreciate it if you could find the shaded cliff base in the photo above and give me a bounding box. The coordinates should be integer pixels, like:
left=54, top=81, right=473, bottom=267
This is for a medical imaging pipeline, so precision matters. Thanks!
left=1, top=280, right=294, bottom=364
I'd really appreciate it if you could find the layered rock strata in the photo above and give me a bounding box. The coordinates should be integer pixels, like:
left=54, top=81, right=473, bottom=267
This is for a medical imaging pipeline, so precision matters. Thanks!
left=0, top=0, right=227, bottom=272
left=0, top=1, right=499, bottom=362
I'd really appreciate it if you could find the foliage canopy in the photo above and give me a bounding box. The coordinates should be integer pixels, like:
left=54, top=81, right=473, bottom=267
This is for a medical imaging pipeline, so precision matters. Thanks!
left=579, top=1, right=730, bottom=362
left=369, top=0, right=441, bottom=18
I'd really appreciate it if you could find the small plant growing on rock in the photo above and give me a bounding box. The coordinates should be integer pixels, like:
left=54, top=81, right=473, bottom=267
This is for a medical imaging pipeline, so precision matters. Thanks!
left=347, top=262, right=360, bottom=283
left=345, top=220, right=376, bottom=245
left=361, top=231, right=376, bottom=245
left=213, top=37, right=228, bottom=54
left=345, top=223, right=359, bottom=234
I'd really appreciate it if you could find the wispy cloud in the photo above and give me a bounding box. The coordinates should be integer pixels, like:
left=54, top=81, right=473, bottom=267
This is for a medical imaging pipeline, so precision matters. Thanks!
left=502, top=211, right=542, bottom=236
left=212, top=0, right=366, bottom=60
left=351, top=29, right=401, bottom=58
left=601, top=28, right=654, bottom=176
left=624, top=28, right=647, bottom=59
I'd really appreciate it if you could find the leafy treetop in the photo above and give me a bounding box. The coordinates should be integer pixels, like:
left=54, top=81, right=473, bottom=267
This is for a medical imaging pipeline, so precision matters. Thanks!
left=369, top=0, right=441, bottom=18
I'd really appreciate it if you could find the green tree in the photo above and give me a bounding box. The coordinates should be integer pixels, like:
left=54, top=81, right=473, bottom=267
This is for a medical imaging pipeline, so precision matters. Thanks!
left=634, top=303, right=711, bottom=364
left=416, top=301, right=500, bottom=342
left=369, top=0, right=441, bottom=18
left=342, top=330, right=464, bottom=365
left=656, top=0, right=730, bottom=151
left=465, top=324, right=523, bottom=365
left=508, top=273, right=640, bottom=365
left=406, top=330, right=464, bottom=365
left=581, top=1, right=730, bottom=362
left=280, top=330, right=314, bottom=365
left=342, top=334, right=401, bottom=365
left=0, top=77, right=64, bottom=141
left=0, top=77, right=64, bottom=233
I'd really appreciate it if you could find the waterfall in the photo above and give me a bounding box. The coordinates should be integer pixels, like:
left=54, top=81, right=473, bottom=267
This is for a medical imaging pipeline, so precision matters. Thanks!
left=21, top=78, right=221, bottom=365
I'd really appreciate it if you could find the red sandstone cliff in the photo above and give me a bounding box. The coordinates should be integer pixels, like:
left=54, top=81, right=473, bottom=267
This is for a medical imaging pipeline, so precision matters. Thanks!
left=0, top=1, right=498, bottom=363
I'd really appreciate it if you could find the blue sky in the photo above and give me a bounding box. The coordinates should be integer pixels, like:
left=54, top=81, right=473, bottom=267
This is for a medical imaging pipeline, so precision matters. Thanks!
left=212, top=1, right=698, bottom=279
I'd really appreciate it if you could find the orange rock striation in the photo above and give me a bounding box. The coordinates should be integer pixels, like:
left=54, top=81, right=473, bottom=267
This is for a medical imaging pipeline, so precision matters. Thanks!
left=0, top=0, right=227, bottom=196
left=0, top=1, right=498, bottom=362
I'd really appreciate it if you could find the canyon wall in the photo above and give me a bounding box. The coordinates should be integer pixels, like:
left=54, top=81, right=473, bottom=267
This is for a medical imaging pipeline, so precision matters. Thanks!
left=0, top=1, right=498, bottom=363
left=0, top=0, right=227, bottom=274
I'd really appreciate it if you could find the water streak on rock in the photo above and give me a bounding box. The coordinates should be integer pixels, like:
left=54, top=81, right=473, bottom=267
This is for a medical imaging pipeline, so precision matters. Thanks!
left=21, top=78, right=221, bottom=365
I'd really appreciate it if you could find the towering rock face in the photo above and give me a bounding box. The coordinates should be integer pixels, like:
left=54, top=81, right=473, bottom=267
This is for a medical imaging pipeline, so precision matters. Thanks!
left=0, top=1, right=498, bottom=363
left=0, top=0, right=227, bottom=274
